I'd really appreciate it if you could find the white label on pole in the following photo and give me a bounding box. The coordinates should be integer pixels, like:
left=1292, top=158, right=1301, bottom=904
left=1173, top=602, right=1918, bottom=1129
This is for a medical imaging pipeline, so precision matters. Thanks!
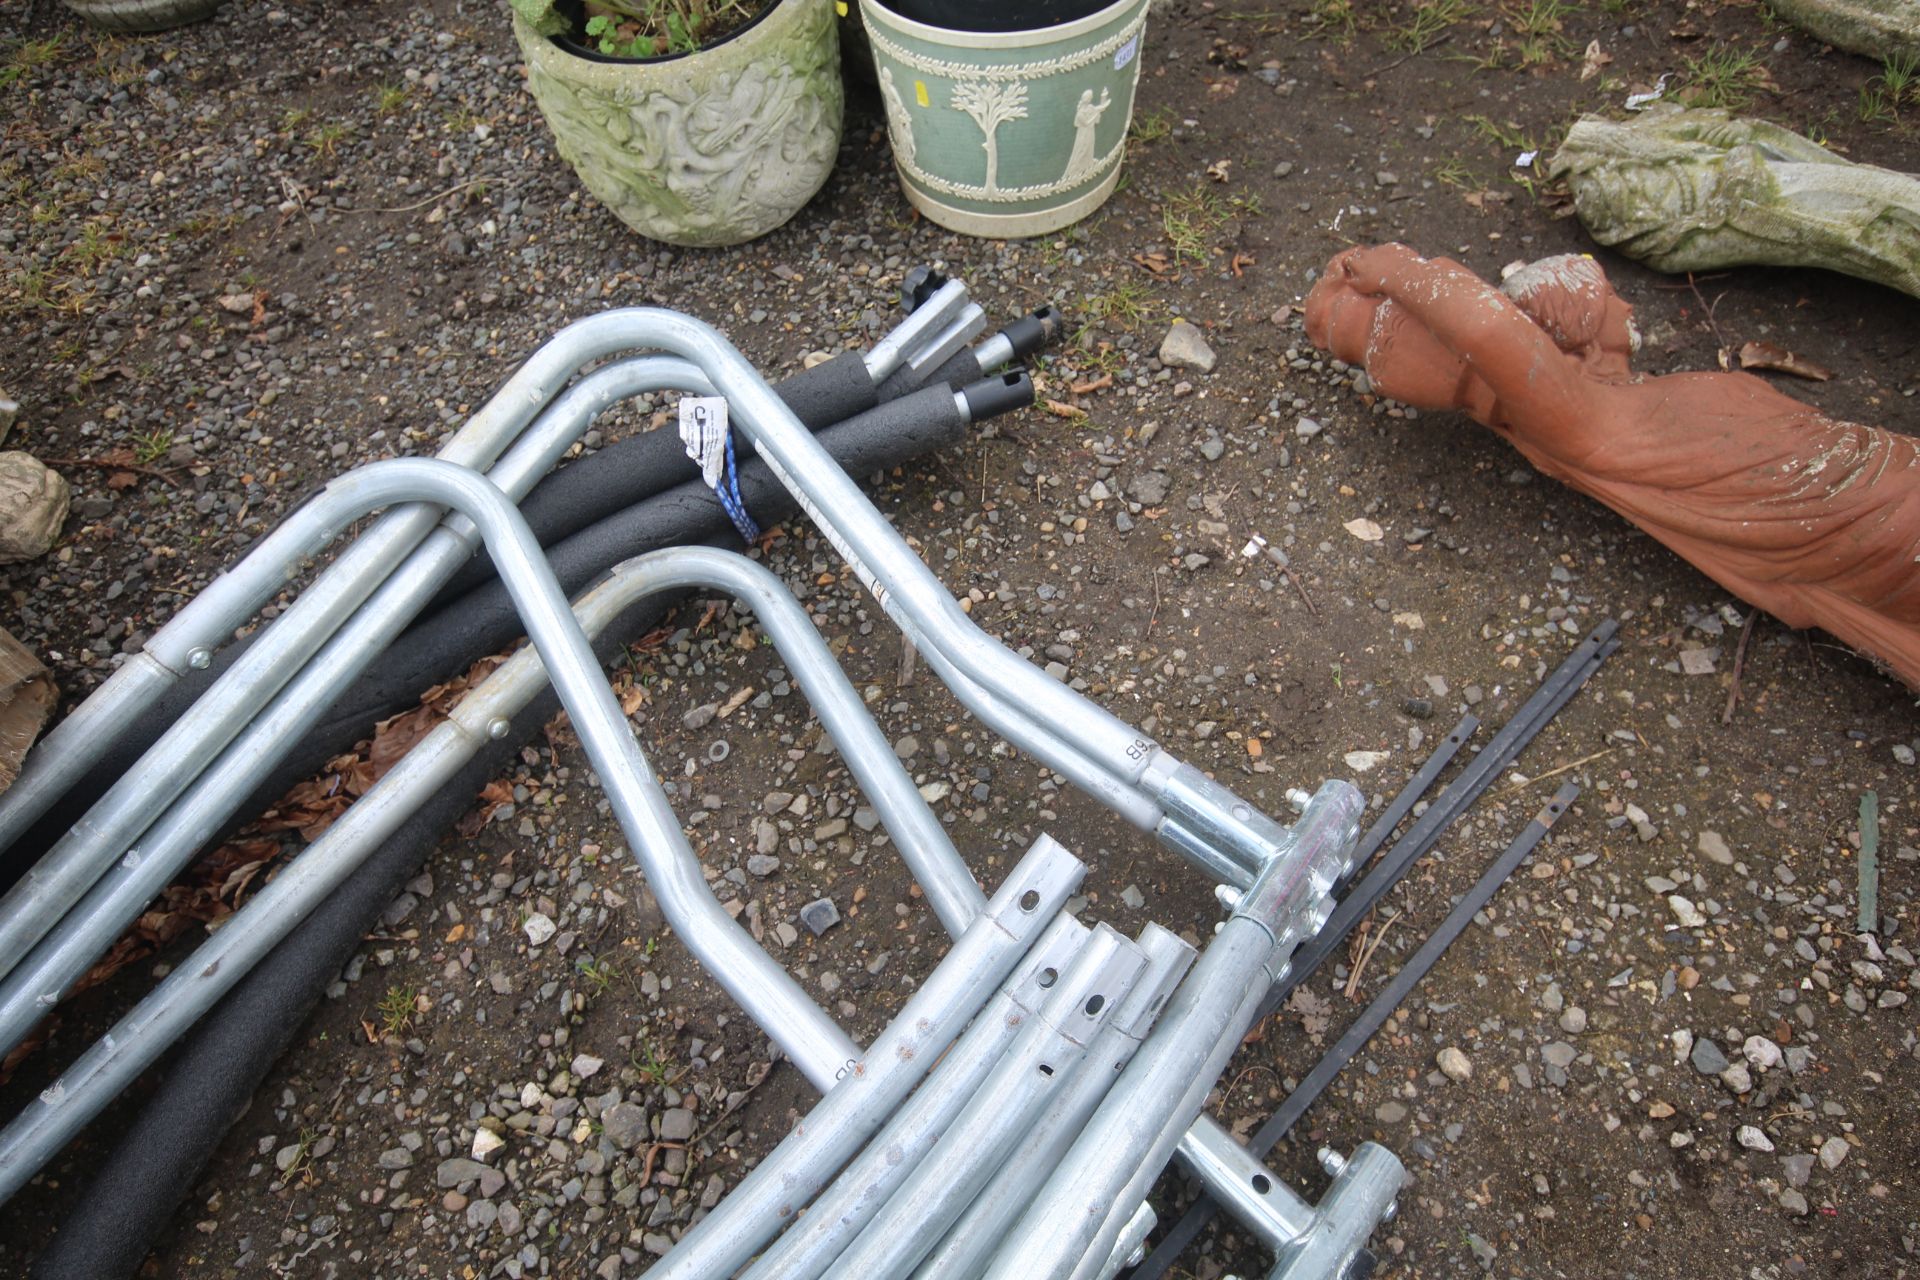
left=678, top=396, right=730, bottom=490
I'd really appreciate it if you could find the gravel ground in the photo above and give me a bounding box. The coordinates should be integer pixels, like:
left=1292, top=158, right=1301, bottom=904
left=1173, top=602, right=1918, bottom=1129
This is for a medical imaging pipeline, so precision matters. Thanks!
left=2, top=0, right=1918, bottom=1277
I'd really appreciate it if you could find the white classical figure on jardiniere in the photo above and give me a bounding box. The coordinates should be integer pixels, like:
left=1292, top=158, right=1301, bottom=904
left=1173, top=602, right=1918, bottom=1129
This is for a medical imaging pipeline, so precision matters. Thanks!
left=879, top=66, right=917, bottom=168
left=1061, top=86, right=1111, bottom=185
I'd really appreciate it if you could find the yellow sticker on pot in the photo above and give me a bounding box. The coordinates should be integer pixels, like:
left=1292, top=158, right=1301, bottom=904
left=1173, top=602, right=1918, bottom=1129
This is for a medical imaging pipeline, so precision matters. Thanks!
left=914, top=80, right=930, bottom=107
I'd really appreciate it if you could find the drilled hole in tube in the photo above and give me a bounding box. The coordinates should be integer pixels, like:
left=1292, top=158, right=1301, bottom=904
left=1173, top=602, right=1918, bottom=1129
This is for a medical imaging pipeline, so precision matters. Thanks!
left=1018, top=890, right=1041, bottom=912
left=1037, top=967, right=1059, bottom=989
left=1084, top=994, right=1105, bottom=1017
left=1252, top=1174, right=1272, bottom=1195
left=1038, top=1063, right=1055, bottom=1077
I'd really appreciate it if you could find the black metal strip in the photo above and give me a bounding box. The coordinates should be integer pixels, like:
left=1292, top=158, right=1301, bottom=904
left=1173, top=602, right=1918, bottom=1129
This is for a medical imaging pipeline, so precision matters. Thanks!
left=1342, top=712, right=1479, bottom=894
left=1258, top=627, right=1616, bottom=1028
left=1132, top=784, right=1581, bottom=1280
left=1128, top=620, right=1618, bottom=1280
left=1251, top=781, right=1581, bottom=1156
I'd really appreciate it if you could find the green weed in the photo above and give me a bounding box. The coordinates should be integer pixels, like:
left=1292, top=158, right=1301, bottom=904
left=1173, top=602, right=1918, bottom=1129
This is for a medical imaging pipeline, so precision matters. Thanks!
left=631, top=1031, right=683, bottom=1085
left=280, top=1127, right=321, bottom=1185
left=1309, top=0, right=1359, bottom=37
left=0, top=36, right=65, bottom=89
left=1859, top=51, right=1919, bottom=122
left=1387, top=0, right=1476, bottom=54
left=1464, top=114, right=1534, bottom=152
left=131, top=428, right=175, bottom=465
left=376, top=984, right=419, bottom=1038
left=1161, top=184, right=1261, bottom=267
left=1681, top=46, right=1765, bottom=110
left=1432, top=157, right=1478, bottom=189
left=1079, top=278, right=1156, bottom=333
left=305, top=123, right=352, bottom=158
left=575, top=954, right=620, bottom=996
left=1128, top=104, right=1175, bottom=146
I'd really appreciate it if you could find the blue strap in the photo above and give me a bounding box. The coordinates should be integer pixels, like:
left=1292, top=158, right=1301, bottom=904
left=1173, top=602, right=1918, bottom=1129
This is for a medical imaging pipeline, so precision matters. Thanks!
left=714, top=430, right=760, bottom=543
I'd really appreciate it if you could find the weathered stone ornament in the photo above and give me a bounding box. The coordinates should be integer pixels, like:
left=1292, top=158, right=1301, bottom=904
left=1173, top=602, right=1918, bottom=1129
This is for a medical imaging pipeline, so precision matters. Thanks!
left=513, top=0, right=844, bottom=249
left=1548, top=106, right=1920, bottom=299
left=1305, top=244, right=1920, bottom=690
left=0, top=626, right=56, bottom=795
left=0, top=452, right=70, bottom=566
left=1765, top=0, right=1920, bottom=62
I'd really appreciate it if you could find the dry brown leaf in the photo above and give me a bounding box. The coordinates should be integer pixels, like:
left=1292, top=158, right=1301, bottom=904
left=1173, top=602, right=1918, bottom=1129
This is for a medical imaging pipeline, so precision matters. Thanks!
left=1229, top=252, right=1256, bottom=278
left=1043, top=399, right=1088, bottom=420
left=1579, top=39, right=1612, bottom=81
left=457, top=778, right=516, bottom=838
left=1132, top=252, right=1177, bottom=280
left=106, top=471, right=138, bottom=490
left=370, top=701, right=443, bottom=777
left=1288, top=986, right=1332, bottom=1042
left=617, top=678, right=648, bottom=715
left=1737, top=340, right=1832, bottom=381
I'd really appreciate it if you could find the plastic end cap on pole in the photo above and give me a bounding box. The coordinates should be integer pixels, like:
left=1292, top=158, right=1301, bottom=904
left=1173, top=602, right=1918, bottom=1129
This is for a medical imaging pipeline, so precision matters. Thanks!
left=901, top=266, right=950, bottom=314
left=958, top=369, right=1034, bottom=424
left=1002, top=305, right=1067, bottom=360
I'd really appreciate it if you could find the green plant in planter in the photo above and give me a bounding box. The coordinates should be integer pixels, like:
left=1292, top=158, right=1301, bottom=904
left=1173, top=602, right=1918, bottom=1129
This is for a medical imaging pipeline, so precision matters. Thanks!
left=510, top=0, right=757, bottom=56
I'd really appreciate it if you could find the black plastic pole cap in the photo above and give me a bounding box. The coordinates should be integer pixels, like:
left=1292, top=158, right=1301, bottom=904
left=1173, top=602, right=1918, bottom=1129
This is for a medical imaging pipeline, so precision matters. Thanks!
left=959, top=368, right=1034, bottom=422
left=901, top=265, right=950, bottom=313
left=1001, top=304, right=1066, bottom=359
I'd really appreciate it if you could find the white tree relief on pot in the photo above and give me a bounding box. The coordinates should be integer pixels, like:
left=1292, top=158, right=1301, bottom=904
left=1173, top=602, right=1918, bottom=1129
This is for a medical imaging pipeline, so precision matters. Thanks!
left=951, top=80, right=1029, bottom=195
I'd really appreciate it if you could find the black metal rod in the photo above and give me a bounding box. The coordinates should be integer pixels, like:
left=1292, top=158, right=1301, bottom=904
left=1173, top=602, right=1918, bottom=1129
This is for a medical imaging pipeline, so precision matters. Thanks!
left=1258, top=625, right=1617, bottom=1028
left=1342, top=713, right=1479, bottom=895
left=1132, top=783, right=1582, bottom=1280
left=1254, top=781, right=1581, bottom=1156
left=1127, top=620, right=1619, bottom=1280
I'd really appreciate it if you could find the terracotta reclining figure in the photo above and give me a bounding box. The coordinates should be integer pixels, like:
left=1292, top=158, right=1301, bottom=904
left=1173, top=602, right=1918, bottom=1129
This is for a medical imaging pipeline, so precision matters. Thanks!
left=1304, top=243, right=1920, bottom=690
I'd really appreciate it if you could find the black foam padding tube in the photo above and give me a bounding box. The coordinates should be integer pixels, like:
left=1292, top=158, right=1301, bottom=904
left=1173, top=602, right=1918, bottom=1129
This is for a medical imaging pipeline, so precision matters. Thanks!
left=0, top=384, right=967, bottom=893
left=27, top=660, right=625, bottom=1280
left=27, top=385, right=973, bottom=1279
left=429, top=349, right=879, bottom=606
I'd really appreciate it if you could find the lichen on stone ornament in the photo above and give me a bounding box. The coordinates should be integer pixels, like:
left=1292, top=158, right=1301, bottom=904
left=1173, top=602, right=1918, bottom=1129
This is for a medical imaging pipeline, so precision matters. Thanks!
left=513, top=0, right=843, bottom=248
left=1548, top=106, right=1920, bottom=300
left=1764, top=0, right=1920, bottom=62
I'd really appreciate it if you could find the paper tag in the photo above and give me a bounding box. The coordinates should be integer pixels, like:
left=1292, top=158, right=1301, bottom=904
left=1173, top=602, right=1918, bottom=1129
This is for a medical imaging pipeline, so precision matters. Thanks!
left=1114, top=34, right=1139, bottom=70
left=678, top=396, right=730, bottom=490
left=1625, top=72, right=1671, bottom=111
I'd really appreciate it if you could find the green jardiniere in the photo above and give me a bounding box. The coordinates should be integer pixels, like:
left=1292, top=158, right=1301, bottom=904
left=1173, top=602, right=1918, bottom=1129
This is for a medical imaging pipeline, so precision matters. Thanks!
left=511, top=0, right=844, bottom=249
left=860, top=0, right=1150, bottom=239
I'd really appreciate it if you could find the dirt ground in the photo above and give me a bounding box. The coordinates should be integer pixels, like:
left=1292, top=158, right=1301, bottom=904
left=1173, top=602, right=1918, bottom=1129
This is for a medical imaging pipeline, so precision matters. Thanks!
left=1, top=0, right=1917, bottom=1277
